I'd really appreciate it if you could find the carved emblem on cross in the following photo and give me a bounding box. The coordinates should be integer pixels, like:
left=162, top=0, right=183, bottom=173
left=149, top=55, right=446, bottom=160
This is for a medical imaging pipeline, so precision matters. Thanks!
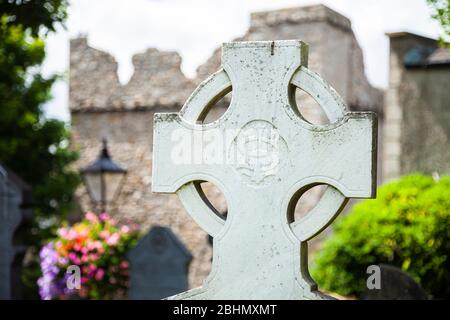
left=152, top=41, right=377, bottom=299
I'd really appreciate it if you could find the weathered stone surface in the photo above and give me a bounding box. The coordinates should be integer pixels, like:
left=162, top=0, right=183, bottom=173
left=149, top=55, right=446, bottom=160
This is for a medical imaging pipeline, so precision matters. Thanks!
left=128, top=226, right=192, bottom=300
left=153, top=41, right=377, bottom=299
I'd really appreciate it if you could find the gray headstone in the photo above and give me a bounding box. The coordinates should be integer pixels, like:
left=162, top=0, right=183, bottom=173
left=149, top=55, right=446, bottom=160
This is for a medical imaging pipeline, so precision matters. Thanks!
left=0, top=164, right=32, bottom=300
left=128, top=226, right=192, bottom=300
left=362, top=264, right=428, bottom=300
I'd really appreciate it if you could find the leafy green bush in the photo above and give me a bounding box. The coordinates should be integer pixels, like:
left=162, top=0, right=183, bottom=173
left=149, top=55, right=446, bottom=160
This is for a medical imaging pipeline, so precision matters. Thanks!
left=311, top=174, right=450, bottom=299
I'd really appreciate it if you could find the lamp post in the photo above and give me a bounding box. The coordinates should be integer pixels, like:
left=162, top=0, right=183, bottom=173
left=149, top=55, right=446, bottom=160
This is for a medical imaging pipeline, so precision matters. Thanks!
left=80, top=138, right=127, bottom=213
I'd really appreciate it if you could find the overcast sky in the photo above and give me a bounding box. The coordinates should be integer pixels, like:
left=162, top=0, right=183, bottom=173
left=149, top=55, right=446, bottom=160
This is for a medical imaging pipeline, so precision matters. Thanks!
left=42, top=0, right=442, bottom=121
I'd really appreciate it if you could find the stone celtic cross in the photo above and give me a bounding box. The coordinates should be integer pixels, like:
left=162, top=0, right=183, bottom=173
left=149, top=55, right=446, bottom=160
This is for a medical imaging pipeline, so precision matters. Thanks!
left=152, top=41, right=377, bottom=299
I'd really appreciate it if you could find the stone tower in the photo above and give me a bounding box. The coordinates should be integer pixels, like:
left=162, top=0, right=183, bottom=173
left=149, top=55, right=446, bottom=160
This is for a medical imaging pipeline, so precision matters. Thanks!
left=69, top=4, right=382, bottom=288
left=383, top=32, right=450, bottom=182
left=197, top=5, right=382, bottom=114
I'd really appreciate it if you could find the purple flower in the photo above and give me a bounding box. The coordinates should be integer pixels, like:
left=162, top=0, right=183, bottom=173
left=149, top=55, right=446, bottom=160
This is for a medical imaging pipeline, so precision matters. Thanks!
left=38, top=243, right=64, bottom=300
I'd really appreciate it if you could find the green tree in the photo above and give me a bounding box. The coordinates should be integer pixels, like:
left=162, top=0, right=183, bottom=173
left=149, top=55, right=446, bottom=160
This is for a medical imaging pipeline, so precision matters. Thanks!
left=0, top=0, right=78, bottom=299
left=0, top=1, right=78, bottom=242
left=427, top=0, right=450, bottom=46
left=0, top=0, right=67, bottom=34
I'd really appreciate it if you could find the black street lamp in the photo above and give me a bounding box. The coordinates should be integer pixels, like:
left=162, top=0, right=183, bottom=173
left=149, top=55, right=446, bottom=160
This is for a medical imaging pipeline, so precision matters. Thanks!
left=80, top=138, right=127, bottom=213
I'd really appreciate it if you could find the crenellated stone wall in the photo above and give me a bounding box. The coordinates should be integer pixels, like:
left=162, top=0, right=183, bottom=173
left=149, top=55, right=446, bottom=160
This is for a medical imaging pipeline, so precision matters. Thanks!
left=70, top=37, right=121, bottom=111
left=70, top=39, right=196, bottom=112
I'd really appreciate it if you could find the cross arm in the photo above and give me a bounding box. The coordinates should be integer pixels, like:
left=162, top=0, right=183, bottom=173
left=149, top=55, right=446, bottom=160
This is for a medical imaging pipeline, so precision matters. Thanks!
left=288, top=112, right=377, bottom=199
left=152, top=113, right=229, bottom=193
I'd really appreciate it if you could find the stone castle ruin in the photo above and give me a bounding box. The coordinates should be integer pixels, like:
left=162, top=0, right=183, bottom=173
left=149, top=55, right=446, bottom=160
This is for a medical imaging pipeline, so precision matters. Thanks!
left=69, top=5, right=450, bottom=288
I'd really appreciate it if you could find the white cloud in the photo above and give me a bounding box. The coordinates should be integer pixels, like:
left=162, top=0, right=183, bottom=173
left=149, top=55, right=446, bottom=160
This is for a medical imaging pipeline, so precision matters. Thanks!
left=42, top=0, right=442, bottom=121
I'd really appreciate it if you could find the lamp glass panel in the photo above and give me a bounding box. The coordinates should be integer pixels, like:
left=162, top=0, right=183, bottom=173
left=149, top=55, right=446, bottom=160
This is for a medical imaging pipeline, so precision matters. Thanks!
left=103, top=172, right=125, bottom=202
left=83, top=172, right=102, bottom=203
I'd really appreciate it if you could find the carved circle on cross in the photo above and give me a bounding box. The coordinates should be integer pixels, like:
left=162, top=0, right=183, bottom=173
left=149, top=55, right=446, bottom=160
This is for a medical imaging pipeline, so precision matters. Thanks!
left=177, top=66, right=348, bottom=243
left=229, top=120, right=289, bottom=187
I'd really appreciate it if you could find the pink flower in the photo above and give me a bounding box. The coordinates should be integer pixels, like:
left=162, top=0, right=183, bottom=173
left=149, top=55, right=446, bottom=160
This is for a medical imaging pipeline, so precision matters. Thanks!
left=106, top=233, right=120, bottom=246
left=86, top=242, right=94, bottom=251
left=60, top=229, right=76, bottom=241
left=81, top=254, right=89, bottom=263
left=85, top=212, right=98, bottom=224
left=120, top=261, right=129, bottom=269
left=68, top=252, right=77, bottom=262
left=99, top=212, right=110, bottom=221
left=81, top=277, right=89, bottom=284
left=78, top=229, right=89, bottom=237
left=69, top=253, right=81, bottom=265
left=95, top=268, right=105, bottom=281
left=99, top=230, right=110, bottom=240
left=57, top=228, right=68, bottom=238
left=88, top=264, right=97, bottom=272
left=73, top=243, right=82, bottom=251
left=88, top=240, right=103, bottom=251
left=89, top=254, right=99, bottom=261
left=120, top=225, right=130, bottom=234
left=68, top=230, right=77, bottom=240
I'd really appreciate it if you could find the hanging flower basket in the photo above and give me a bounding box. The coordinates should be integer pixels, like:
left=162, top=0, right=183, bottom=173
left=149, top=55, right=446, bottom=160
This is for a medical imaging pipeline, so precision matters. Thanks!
left=38, top=212, right=140, bottom=300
